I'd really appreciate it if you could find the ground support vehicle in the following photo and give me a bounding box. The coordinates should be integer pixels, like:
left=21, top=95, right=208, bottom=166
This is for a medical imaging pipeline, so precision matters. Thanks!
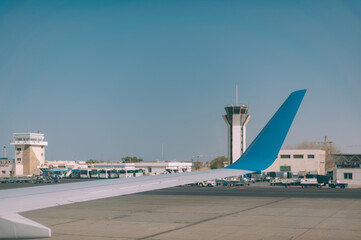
left=270, top=178, right=282, bottom=186
left=14, top=176, right=32, bottom=183
left=300, top=178, right=321, bottom=188
left=198, top=180, right=216, bottom=187
left=215, top=179, right=228, bottom=187
left=328, top=181, right=348, bottom=188
left=0, top=178, right=11, bottom=183
left=230, top=180, right=246, bottom=187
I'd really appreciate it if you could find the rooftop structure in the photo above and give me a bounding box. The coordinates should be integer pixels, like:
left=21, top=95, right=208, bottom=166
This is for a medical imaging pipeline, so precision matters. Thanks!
left=332, top=154, right=361, bottom=168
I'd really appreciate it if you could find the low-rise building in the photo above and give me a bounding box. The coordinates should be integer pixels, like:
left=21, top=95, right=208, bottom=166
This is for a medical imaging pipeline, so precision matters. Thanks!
left=332, top=154, right=361, bottom=186
left=263, top=149, right=326, bottom=175
left=0, top=158, right=14, bottom=177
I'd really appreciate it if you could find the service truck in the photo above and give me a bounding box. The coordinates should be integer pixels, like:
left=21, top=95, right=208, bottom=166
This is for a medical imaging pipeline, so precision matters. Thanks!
left=300, top=178, right=321, bottom=188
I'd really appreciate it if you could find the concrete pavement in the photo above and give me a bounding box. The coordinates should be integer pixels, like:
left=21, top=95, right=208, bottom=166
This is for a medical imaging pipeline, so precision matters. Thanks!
left=20, top=186, right=361, bottom=240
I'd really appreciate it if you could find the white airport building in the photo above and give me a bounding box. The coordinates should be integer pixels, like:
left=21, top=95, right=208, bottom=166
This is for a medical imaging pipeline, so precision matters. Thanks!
left=8, top=133, right=48, bottom=176
left=0, top=158, right=14, bottom=177
left=263, top=149, right=326, bottom=175
left=332, top=154, right=361, bottom=186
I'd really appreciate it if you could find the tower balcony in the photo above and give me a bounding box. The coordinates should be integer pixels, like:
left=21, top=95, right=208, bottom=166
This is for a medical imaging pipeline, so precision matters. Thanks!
left=10, top=140, right=48, bottom=146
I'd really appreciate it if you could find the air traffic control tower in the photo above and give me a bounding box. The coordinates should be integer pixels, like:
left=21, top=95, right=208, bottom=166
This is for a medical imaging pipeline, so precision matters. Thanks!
left=223, top=103, right=251, bottom=165
left=10, top=133, right=47, bottom=175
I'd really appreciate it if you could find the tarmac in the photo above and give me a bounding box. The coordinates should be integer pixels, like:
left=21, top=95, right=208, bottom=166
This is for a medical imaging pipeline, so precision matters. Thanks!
left=13, top=182, right=361, bottom=240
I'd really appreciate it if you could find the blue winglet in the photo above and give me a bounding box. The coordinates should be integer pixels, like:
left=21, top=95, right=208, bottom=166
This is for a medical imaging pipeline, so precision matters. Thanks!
left=226, top=90, right=306, bottom=171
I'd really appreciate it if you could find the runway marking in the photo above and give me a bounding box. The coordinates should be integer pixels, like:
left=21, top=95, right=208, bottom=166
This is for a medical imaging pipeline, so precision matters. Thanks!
left=162, top=180, right=178, bottom=183
left=137, top=197, right=289, bottom=240
left=90, top=189, right=113, bottom=194
left=141, top=182, right=159, bottom=187
left=54, top=232, right=127, bottom=239
left=118, top=185, right=138, bottom=190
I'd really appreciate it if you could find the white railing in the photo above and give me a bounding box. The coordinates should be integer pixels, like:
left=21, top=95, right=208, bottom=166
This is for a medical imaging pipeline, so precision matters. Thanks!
left=10, top=141, right=48, bottom=146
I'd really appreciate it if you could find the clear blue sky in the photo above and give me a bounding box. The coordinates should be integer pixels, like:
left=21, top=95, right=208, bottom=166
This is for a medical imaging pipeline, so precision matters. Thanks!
left=1, top=0, right=360, bottom=161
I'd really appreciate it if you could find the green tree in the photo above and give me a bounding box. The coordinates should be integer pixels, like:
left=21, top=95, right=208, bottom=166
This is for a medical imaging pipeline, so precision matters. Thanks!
left=192, top=161, right=202, bottom=171
left=122, top=156, right=144, bottom=163
left=86, top=159, right=99, bottom=164
left=209, top=156, right=227, bottom=169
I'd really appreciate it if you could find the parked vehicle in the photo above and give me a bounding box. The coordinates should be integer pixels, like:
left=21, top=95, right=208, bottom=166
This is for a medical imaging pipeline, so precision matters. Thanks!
left=300, top=178, right=321, bottom=188
left=198, top=180, right=216, bottom=187
left=270, top=178, right=282, bottom=186
left=0, top=177, right=10, bottom=183
left=110, top=169, right=119, bottom=178
left=230, top=180, right=245, bottom=187
left=328, top=180, right=348, bottom=188
left=90, top=169, right=99, bottom=178
left=99, top=169, right=110, bottom=179
left=80, top=169, right=90, bottom=178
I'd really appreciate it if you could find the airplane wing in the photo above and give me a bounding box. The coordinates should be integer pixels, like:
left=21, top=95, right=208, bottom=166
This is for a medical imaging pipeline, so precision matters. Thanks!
left=0, top=90, right=306, bottom=239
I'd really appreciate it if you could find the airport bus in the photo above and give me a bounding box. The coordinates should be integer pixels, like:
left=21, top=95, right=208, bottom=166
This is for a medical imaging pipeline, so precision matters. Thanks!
left=99, top=169, right=110, bottom=179
left=80, top=169, right=90, bottom=178
left=110, top=169, right=119, bottom=178
left=118, top=169, right=127, bottom=178
left=90, top=169, right=99, bottom=178
left=70, top=169, right=80, bottom=178
left=134, top=169, right=143, bottom=177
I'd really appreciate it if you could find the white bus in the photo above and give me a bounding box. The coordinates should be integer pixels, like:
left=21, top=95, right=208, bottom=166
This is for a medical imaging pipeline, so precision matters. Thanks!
left=110, top=169, right=119, bottom=178
left=80, top=169, right=90, bottom=178
left=90, top=169, right=99, bottom=178
left=99, top=169, right=110, bottom=179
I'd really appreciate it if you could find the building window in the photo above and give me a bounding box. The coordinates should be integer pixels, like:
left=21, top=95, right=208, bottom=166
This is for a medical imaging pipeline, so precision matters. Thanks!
left=307, top=155, right=315, bottom=159
left=2, top=171, right=5, bottom=174
left=294, top=155, right=304, bottom=159
left=17, top=148, right=21, bottom=151
left=280, top=166, right=291, bottom=172
left=344, top=173, right=353, bottom=179
left=280, top=155, right=291, bottom=159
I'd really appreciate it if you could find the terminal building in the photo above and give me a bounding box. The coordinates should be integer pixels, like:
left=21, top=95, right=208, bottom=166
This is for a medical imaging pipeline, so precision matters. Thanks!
left=10, top=133, right=48, bottom=175
left=263, top=149, right=326, bottom=176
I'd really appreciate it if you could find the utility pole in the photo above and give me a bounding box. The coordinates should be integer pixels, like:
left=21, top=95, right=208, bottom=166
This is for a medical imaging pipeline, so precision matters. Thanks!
left=161, top=144, right=164, bottom=161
